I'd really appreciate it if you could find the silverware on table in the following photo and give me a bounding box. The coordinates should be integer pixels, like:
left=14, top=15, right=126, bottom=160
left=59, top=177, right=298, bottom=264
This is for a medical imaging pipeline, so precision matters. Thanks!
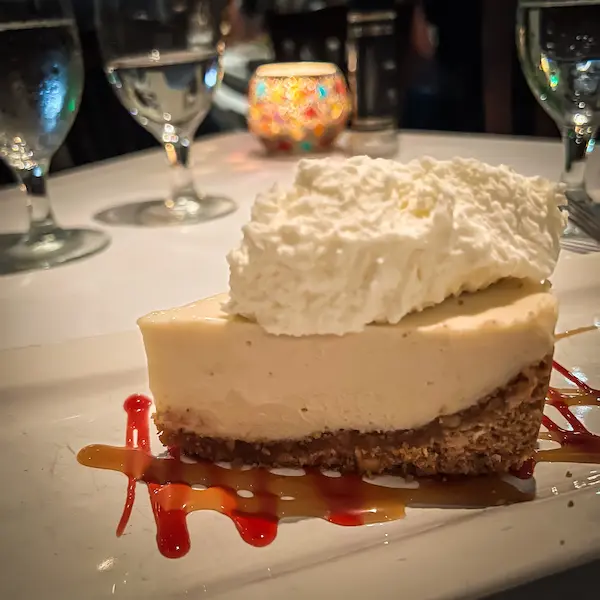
left=566, top=190, right=600, bottom=246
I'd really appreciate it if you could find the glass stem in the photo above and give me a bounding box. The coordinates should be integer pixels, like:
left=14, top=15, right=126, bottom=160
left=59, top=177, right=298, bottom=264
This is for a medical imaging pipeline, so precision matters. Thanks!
left=561, top=126, right=595, bottom=193
left=164, top=137, right=199, bottom=208
left=19, top=161, right=61, bottom=244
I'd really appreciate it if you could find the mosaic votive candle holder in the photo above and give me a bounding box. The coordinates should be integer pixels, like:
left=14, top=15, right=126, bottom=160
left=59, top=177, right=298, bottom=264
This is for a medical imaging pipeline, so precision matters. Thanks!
left=248, top=62, right=351, bottom=153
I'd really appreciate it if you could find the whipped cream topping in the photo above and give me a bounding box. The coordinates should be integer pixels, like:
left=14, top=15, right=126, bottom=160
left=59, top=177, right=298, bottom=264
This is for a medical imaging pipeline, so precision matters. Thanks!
left=226, top=156, right=566, bottom=336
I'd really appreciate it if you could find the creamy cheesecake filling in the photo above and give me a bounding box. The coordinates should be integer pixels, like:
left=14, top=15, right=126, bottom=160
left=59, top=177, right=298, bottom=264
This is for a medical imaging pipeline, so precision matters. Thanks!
left=139, top=279, right=558, bottom=442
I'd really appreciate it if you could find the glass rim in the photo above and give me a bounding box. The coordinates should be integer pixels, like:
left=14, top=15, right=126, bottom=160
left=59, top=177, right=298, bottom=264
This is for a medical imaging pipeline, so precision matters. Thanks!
left=255, top=62, right=340, bottom=79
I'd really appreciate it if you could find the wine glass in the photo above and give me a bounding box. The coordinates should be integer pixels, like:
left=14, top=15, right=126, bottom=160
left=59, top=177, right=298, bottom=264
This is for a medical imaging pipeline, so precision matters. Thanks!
left=516, top=0, right=600, bottom=234
left=95, top=0, right=237, bottom=227
left=0, top=0, right=110, bottom=275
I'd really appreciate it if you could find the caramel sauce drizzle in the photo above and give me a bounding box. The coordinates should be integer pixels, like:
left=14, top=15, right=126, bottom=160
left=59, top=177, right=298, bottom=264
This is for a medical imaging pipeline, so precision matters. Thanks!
left=77, top=325, right=600, bottom=558
left=555, top=324, right=598, bottom=341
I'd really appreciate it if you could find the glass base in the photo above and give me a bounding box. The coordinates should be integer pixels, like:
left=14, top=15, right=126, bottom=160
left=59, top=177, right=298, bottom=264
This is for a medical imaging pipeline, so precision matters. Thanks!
left=94, top=194, right=237, bottom=227
left=347, top=129, right=399, bottom=158
left=0, top=228, right=110, bottom=275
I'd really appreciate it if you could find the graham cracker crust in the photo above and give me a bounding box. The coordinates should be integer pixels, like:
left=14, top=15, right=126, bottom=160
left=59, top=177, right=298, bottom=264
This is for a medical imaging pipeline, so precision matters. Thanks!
left=155, top=355, right=552, bottom=476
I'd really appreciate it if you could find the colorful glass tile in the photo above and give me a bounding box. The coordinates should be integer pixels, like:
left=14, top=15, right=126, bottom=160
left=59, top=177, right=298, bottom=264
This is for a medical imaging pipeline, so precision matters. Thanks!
left=256, top=81, right=267, bottom=98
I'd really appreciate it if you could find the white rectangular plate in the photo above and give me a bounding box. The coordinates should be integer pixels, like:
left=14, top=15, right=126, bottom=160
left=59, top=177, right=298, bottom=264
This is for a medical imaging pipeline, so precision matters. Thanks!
left=1, top=253, right=599, bottom=600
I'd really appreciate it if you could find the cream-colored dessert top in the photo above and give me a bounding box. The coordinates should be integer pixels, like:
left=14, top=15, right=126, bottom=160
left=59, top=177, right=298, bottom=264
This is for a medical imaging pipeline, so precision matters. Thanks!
left=139, top=280, right=557, bottom=441
left=226, top=156, right=565, bottom=336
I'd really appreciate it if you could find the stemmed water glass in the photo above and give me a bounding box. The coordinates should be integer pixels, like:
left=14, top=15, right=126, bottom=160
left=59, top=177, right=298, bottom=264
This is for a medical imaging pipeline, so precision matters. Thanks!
left=94, top=0, right=237, bottom=226
left=0, top=0, right=110, bottom=275
left=516, top=0, right=600, bottom=243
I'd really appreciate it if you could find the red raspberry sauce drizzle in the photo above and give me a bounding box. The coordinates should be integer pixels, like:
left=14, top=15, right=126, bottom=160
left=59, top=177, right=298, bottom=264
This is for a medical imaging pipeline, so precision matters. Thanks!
left=77, top=327, right=600, bottom=559
left=536, top=364, right=600, bottom=465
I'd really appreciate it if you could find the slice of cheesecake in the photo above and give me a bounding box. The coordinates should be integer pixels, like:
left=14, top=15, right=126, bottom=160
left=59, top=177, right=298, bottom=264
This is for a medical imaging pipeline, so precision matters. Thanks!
left=139, top=156, right=565, bottom=476
left=138, top=278, right=557, bottom=475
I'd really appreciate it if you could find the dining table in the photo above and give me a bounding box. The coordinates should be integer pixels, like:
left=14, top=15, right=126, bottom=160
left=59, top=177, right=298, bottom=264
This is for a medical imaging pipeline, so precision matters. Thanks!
left=2, top=130, right=599, bottom=352
left=1, top=130, right=599, bottom=600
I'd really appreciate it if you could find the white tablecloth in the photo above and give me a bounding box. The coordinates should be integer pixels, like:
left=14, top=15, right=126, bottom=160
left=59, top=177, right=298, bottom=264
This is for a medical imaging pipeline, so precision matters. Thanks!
left=1, top=131, right=598, bottom=351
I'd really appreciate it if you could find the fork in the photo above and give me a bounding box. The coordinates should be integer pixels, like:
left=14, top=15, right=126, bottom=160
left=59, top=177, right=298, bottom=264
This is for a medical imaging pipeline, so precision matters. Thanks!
left=565, top=190, right=600, bottom=245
